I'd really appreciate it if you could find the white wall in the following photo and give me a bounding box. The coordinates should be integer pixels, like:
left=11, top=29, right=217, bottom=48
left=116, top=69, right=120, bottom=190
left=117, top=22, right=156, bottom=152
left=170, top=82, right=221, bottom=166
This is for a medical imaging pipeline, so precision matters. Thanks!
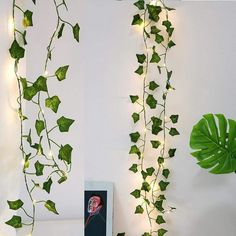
left=1, top=1, right=236, bottom=236
left=82, top=1, right=236, bottom=236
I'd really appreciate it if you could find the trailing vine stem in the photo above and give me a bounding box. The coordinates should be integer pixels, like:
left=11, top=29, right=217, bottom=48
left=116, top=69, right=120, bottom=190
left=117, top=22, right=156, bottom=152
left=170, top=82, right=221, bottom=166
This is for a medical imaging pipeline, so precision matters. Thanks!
left=5, top=0, right=80, bottom=234
left=117, top=1, right=179, bottom=236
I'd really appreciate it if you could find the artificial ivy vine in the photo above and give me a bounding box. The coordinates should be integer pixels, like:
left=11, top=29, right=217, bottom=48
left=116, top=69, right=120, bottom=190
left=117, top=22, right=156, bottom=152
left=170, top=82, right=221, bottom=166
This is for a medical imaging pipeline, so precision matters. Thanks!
left=5, top=0, right=79, bottom=234
left=118, top=1, right=178, bottom=235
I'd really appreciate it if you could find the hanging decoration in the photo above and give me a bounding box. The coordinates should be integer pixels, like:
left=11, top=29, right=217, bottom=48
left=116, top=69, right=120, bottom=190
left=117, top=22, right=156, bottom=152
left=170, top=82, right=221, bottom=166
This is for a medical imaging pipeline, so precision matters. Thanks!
left=5, top=0, right=79, bottom=234
left=119, top=0, right=178, bottom=235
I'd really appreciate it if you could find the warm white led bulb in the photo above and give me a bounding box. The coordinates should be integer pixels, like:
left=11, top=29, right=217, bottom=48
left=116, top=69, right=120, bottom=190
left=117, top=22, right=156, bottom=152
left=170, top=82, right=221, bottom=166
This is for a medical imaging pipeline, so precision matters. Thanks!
left=48, top=150, right=53, bottom=158
left=33, top=199, right=37, bottom=205
left=150, top=0, right=157, bottom=5
left=44, top=70, right=49, bottom=76
left=8, top=17, right=15, bottom=35
left=21, top=159, right=25, bottom=166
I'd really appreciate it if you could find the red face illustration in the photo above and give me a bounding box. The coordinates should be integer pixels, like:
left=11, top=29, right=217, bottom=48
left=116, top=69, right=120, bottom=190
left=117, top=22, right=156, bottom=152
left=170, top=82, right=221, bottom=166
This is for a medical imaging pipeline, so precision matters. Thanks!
left=87, top=196, right=102, bottom=215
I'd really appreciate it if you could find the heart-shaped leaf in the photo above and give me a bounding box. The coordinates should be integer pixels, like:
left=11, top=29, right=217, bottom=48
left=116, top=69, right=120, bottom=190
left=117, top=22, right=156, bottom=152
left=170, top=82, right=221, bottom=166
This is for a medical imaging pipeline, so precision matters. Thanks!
left=7, top=200, right=23, bottom=210
left=57, top=116, right=75, bottom=132
left=44, top=200, right=59, bottom=215
left=5, top=215, right=22, bottom=228
left=58, top=144, right=73, bottom=164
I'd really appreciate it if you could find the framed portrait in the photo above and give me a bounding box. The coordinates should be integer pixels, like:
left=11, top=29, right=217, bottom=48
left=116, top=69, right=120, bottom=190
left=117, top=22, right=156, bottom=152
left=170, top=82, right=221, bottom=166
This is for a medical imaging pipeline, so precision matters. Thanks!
left=84, top=181, right=113, bottom=236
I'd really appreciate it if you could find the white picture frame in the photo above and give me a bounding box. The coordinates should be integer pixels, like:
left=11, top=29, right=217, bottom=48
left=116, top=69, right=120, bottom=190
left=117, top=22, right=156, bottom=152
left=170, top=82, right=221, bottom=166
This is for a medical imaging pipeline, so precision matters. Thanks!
left=85, top=181, right=113, bottom=236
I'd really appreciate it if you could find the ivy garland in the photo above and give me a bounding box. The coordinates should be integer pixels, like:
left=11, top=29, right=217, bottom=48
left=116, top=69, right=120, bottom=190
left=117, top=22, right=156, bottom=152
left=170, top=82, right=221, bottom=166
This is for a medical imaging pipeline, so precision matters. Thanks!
left=5, top=0, right=79, bottom=234
left=118, top=0, right=178, bottom=235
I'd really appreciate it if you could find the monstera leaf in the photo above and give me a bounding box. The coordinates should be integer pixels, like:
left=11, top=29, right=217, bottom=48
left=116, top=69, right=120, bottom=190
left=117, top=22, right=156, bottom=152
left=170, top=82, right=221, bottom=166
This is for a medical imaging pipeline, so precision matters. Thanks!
left=190, top=114, right=236, bottom=174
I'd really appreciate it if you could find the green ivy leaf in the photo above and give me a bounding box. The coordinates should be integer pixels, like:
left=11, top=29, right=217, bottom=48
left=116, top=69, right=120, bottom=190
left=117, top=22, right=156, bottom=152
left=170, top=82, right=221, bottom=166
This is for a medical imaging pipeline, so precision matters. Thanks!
left=58, top=175, right=67, bottom=184
left=155, top=34, right=164, bottom=44
left=31, top=142, right=44, bottom=155
left=73, top=23, right=80, bottom=42
left=167, top=27, right=174, bottom=37
left=162, top=169, right=170, bottom=179
left=162, top=20, right=171, bottom=29
left=144, top=198, right=150, bottom=205
left=23, top=10, right=33, bottom=27
left=146, top=94, right=157, bottom=109
left=135, top=205, right=144, bottom=214
left=26, top=129, right=32, bottom=145
left=35, top=161, right=44, bottom=176
left=158, top=157, right=164, bottom=165
left=58, top=23, right=65, bottom=39
left=149, top=81, right=159, bottom=91
left=9, top=40, right=25, bottom=59
left=170, top=115, right=179, bottom=124
left=158, top=229, right=168, bottom=236
left=44, top=200, right=59, bottom=215
left=22, top=30, right=27, bottom=45
left=150, top=52, right=161, bottom=63
left=117, top=234, right=125, bottom=236
left=129, top=164, right=138, bottom=173
left=132, top=14, right=143, bottom=25
left=141, top=170, right=148, bottom=180
left=130, top=189, right=141, bottom=199
left=168, top=148, right=176, bottom=157
left=20, top=78, right=27, bottom=90
left=45, top=96, right=61, bottom=113
left=167, top=70, right=173, bottom=80
left=129, top=132, right=140, bottom=143
left=142, top=233, right=151, bottom=236
left=129, top=145, right=141, bottom=158
left=146, top=167, right=155, bottom=176
left=33, top=76, right=47, bottom=92
left=154, top=200, right=164, bottom=212
left=35, top=120, right=45, bottom=136
left=159, top=180, right=169, bottom=191
left=146, top=5, right=162, bottom=22
left=141, top=181, right=151, bottom=192
left=55, top=65, right=69, bottom=81
left=59, top=144, right=73, bottom=164
left=169, top=128, right=180, bottom=136
left=7, top=200, right=23, bottom=210
left=23, top=86, right=38, bottom=101
left=151, top=117, right=163, bottom=135
left=57, top=116, right=75, bottom=132
left=133, top=0, right=144, bottom=10
left=132, top=113, right=140, bottom=123
left=130, top=95, right=139, bottom=103
left=156, top=215, right=166, bottom=224
left=150, top=26, right=161, bottom=34
left=136, top=54, right=146, bottom=64
left=43, top=178, right=53, bottom=194
left=151, top=140, right=161, bottom=149
left=135, top=66, right=144, bottom=75
left=5, top=215, right=22, bottom=228
left=158, top=194, right=166, bottom=200
left=168, top=40, right=176, bottom=48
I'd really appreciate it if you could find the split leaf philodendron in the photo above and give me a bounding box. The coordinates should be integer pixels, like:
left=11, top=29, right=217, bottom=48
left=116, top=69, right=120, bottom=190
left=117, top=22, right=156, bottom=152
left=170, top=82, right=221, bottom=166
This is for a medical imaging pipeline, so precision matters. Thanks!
left=190, top=113, right=236, bottom=174
left=118, top=0, right=178, bottom=235
left=6, top=0, right=79, bottom=234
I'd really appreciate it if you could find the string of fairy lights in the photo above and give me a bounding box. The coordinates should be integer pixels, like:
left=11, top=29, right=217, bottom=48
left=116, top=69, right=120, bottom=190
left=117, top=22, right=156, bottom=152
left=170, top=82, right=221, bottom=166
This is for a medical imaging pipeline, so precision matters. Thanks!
left=5, top=1, right=79, bottom=235
left=125, top=0, right=179, bottom=235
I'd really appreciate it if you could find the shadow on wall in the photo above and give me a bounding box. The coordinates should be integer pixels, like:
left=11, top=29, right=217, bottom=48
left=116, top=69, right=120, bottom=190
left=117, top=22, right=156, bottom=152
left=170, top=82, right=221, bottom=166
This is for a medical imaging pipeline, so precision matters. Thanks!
left=189, top=204, right=236, bottom=236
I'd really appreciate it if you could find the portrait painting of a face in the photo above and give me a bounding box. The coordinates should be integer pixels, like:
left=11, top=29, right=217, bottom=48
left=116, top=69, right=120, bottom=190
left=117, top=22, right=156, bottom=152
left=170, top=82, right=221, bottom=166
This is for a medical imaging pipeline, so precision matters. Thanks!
left=85, top=191, right=107, bottom=236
